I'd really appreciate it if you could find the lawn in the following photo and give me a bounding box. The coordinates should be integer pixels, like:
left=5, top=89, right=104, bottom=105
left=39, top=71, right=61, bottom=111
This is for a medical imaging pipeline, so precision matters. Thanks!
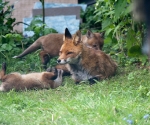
left=0, top=59, right=149, bottom=125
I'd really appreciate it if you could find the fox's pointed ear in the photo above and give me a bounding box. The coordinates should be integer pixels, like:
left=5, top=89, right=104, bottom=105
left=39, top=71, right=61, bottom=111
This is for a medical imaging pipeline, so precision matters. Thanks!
left=73, top=30, right=82, bottom=46
left=100, top=32, right=105, bottom=38
left=63, top=28, right=72, bottom=41
left=86, top=30, right=94, bottom=38
left=2, top=62, right=6, bottom=72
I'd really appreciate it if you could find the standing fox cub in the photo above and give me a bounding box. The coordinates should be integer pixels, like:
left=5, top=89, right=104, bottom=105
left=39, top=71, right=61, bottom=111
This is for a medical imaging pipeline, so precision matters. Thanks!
left=57, top=28, right=117, bottom=84
left=13, top=31, right=104, bottom=69
left=0, top=63, right=63, bottom=92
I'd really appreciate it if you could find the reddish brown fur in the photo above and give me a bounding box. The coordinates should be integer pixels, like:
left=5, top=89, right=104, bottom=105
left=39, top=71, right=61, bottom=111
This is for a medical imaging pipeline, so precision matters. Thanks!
left=58, top=28, right=117, bottom=83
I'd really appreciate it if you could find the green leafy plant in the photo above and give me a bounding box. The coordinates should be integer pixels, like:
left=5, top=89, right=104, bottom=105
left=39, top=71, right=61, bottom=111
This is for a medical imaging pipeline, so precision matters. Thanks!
left=94, top=0, right=147, bottom=66
left=0, top=33, right=23, bottom=60
left=0, top=0, right=22, bottom=59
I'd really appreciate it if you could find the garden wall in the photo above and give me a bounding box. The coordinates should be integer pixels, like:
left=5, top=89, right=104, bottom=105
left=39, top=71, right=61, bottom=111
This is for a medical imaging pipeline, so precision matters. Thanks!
left=7, top=0, right=78, bottom=33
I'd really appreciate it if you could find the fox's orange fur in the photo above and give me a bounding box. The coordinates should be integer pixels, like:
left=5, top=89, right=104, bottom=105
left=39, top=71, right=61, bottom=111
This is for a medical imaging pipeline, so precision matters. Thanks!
left=0, top=63, right=63, bottom=92
left=57, top=28, right=117, bottom=84
left=13, top=31, right=104, bottom=69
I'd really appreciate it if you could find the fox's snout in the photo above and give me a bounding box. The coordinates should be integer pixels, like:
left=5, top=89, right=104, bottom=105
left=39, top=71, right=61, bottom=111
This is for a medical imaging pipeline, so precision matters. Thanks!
left=57, top=59, right=67, bottom=64
left=57, top=59, right=61, bottom=63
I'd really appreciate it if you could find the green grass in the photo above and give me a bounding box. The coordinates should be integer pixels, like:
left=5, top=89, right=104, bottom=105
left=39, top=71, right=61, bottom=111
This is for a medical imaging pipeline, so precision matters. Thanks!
left=0, top=55, right=150, bottom=125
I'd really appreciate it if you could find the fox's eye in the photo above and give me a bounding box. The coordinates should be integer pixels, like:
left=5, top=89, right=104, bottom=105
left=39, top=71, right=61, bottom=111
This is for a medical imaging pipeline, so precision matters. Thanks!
left=67, top=52, right=73, bottom=55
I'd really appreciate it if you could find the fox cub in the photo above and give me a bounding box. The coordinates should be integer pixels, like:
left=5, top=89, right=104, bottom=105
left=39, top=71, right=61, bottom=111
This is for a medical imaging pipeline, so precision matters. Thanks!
left=0, top=63, right=63, bottom=91
left=57, top=28, right=117, bottom=84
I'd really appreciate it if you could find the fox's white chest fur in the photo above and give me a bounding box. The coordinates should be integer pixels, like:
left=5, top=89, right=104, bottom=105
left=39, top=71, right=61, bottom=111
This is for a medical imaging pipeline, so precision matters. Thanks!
left=66, top=63, right=93, bottom=82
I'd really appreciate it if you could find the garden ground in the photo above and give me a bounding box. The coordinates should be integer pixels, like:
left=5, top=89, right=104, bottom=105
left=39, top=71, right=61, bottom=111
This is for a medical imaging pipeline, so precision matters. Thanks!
left=0, top=63, right=149, bottom=125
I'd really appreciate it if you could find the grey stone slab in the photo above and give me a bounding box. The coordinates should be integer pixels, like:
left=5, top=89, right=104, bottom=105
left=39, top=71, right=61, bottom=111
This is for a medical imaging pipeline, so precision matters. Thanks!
left=33, top=2, right=87, bottom=11
left=32, top=6, right=82, bottom=21
left=23, top=15, right=80, bottom=37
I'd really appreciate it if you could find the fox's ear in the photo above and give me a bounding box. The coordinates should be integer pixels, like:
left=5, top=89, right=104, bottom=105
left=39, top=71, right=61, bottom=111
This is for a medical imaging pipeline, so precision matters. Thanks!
left=2, top=62, right=6, bottom=72
left=63, top=28, right=72, bottom=41
left=73, top=30, right=82, bottom=46
left=86, top=30, right=94, bottom=38
left=100, top=32, right=105, bottom=38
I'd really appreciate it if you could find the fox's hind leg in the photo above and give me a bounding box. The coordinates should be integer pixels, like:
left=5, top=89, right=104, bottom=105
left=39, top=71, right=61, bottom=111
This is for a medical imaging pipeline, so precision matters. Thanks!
left=40, top=69, right=58, bottom=89
left=46, top=69, right=63, bottom=89
left=39, top=50, right=50, bottom=69
left=53, top=69, right=63, bottom=88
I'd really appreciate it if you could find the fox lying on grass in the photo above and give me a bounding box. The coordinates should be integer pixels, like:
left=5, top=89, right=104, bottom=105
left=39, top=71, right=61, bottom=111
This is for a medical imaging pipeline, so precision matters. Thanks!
left=13, top=31, right=104, bottom=69
left=0, top=63, right=63, bottom=92
left=57, top=28, right=117, bottom=84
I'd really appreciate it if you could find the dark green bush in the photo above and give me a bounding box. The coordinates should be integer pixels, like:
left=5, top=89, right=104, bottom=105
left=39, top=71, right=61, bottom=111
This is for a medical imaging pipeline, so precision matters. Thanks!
left=80, top=5, right=102, bottom=33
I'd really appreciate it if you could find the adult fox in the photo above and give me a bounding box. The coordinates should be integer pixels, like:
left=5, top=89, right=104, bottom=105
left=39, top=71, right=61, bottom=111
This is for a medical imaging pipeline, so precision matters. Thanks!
left=57, top=28, right=117, bottom=84
left=13, top=31, right=104, bottom=69
left=0, top=63, right=63, bottom=92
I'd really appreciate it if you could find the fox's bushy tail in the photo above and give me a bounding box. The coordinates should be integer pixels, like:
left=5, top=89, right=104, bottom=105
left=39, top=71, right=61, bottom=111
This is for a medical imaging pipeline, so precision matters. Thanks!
left=13, top=39, right=41, bottom=58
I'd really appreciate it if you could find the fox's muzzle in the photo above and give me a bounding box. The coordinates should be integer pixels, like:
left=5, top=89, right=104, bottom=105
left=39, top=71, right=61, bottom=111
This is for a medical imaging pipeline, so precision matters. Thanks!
left=57, top=59, right=67, bottom=64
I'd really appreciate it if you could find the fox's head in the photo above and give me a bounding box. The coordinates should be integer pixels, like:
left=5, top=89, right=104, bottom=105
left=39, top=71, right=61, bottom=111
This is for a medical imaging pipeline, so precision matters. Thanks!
left=57, top=28, right=82, bottom=65
left=85, top=30, right=104, bottom=50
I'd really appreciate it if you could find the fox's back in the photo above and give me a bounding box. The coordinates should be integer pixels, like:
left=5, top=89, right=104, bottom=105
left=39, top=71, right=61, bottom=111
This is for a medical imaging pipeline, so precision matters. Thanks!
left=81, top=46, right=117, bottom=77
left=40, top=34, right=63, bottom=56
